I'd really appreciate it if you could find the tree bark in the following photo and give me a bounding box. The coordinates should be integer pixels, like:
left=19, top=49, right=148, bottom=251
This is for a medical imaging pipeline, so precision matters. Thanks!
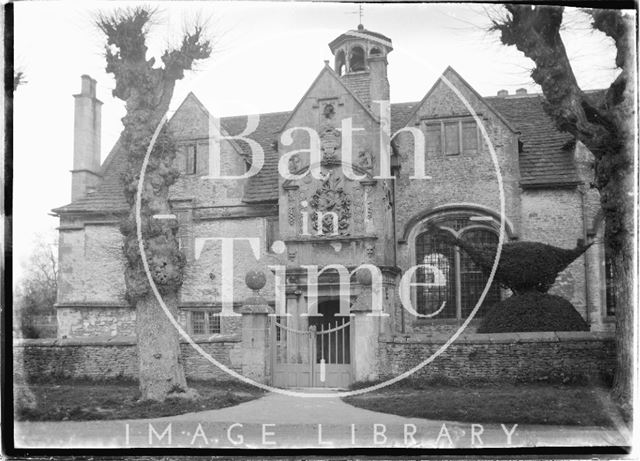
left=97, top=8, right=211, bottom=401
left=607, top=44, right=635, bottom=412
left=136, top=292, right=187, bottom=399
left=492, top=6, right=635, bottom=414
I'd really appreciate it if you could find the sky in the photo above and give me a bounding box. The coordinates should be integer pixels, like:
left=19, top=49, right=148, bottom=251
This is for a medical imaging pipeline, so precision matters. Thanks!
left=11, top=1, right=625, bottom=285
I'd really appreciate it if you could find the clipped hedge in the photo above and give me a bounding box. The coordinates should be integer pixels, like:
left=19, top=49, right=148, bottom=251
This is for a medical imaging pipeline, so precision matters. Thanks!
left=478, top=292, right=589, bottom=333
left=454, top=239, right=591, bottom=294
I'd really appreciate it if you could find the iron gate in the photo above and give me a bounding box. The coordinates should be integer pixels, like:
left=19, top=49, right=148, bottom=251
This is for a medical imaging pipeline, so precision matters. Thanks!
left=272, top=316, right=352, bottom=388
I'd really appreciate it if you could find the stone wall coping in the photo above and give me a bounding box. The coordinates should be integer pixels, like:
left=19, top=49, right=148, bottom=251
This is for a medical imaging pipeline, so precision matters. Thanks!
left=14, top=334, right=242, bottom=347
left=240, top=302, right=273, bottom=314
left=379, top=330, right=614, bottom=344
left=55, top=302, right=133, bottom=309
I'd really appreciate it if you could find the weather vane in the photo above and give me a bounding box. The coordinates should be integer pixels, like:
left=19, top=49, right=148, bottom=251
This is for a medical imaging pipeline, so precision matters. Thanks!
left=346, top=4, right=364, bottom=26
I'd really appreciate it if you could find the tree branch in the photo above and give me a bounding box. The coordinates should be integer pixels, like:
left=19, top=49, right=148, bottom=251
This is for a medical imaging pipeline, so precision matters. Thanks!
left=492, top=5, right=616, bottom=158
left=161, top=25, right=212, bottom=80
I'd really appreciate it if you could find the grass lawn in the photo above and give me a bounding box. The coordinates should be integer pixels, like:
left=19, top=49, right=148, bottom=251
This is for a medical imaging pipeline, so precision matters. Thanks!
left=343, top=384, right=623, bottom=426
left=15, top=378, right=266, bottom=422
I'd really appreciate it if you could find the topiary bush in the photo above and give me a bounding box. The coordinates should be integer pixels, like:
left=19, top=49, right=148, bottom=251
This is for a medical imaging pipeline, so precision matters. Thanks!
left=428, top=224, right=592, bottom=333
left=478, top=292, right=589, bottom=333
left=451, top=238, right=591, bottom=294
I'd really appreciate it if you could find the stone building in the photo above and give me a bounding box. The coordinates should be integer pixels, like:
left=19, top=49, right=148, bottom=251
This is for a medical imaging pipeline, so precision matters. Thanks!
left=51, top=25, right=616, bottom=388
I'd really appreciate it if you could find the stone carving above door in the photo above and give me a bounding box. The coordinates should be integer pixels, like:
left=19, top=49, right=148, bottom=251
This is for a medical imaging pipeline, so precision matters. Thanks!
left=309, top=174, right=351, bottom=235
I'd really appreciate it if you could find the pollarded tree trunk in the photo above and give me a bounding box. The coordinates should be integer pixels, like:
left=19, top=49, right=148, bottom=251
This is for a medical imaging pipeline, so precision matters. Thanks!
left=120, top=123, right=188, bottom=401
left=607, top=58, right=635, bottom=411
left=97, top=7, right=211, bottom=401
left=136, top=293, right=187, bottom=397
left=491, top=6, right=635, bottom=414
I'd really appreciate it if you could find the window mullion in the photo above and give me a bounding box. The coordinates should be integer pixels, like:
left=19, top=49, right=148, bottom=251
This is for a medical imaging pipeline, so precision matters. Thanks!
left=194, top=143, right=198, bottom=175
left=455, top=246, right=462, bottom=320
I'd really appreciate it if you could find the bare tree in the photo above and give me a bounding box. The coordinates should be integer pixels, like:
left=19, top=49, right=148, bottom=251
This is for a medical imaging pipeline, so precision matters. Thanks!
left=96, top=7, right=211, bottom=401
left=15, top=233, right=58, bottom=338
left=491, top=6, right=635, bottom=414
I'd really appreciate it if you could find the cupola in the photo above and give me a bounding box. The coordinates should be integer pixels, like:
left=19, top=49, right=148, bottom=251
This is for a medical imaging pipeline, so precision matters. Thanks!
left=328, top=24, right=393, bottom=107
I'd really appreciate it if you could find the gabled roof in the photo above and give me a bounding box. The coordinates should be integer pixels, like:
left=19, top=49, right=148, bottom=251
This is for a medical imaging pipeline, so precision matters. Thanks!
left=485, top=94, right=580, bottom=187
left=278, top=63, right=380, bottom=133
left=54, top=80, right=592, bottom=215
left=402, top=66, right=518, bottom=134
left=224, top=110, right=291, bottom=203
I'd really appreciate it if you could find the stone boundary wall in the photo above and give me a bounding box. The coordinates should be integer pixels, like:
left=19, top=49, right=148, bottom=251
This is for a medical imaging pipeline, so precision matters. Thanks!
left=14, top=335, right=242, bottom=381
left=377, top=331, right=615, bottom=384
left=14, top=331, right=616, bottom=384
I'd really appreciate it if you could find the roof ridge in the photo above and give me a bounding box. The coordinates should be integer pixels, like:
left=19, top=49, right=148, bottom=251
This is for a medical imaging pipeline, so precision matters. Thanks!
left=53, top=83, right=584, bottom=215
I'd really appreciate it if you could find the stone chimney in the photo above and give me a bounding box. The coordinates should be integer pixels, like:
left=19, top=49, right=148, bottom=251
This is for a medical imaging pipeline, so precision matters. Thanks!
left=497, top=89, right=508, bottom=97
left=71, top=75, right=102, bottom=201
left=515, top=88, right=528, bottom=95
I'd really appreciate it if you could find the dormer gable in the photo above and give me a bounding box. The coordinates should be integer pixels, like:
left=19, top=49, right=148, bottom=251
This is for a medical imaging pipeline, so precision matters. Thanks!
left=401, top=66, right=517, bottom=134
left=168, top=92, right=250, bottom=179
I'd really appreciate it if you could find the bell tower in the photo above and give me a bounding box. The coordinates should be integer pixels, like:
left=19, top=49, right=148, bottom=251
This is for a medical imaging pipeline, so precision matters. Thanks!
left=328, top=24, right=393, bottom=107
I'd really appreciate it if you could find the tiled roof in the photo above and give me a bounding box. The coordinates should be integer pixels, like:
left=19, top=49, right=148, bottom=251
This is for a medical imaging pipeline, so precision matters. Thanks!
left=485, top=95, right=581, bottom=187
left=222, top=111, right=290, bottom=203
left=53, top=94, right=588, bottom=214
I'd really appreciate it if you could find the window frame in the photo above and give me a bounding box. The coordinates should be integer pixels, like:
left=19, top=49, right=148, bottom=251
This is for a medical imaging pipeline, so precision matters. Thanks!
left=412, top=215, right=503, bottom=321
left=444, top=121, right=461, bottom=156
left=185, top=143, right=198, bottom=175
left=595, top=220, right=616, bottom=320
left=423, top=117, right=481, bottom=157
left=186, top=309, right=222, bottom=336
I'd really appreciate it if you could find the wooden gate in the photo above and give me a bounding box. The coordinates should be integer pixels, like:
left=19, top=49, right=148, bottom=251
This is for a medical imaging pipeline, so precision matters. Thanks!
left=272, top=316, right=352, bottom=388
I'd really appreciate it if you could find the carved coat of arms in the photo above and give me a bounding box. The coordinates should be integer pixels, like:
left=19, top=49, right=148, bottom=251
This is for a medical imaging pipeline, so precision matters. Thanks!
left=319, top=125, right=341, bottom=160
left=309, top=174, right=351, bottom=235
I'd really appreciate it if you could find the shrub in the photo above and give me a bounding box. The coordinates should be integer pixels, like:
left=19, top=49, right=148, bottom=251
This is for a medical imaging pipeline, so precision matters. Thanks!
left=428, top=224, right=591, bottom=294
left=478, top=292, right=589, bottom=333
left=455, top=239, right=591, bottom=294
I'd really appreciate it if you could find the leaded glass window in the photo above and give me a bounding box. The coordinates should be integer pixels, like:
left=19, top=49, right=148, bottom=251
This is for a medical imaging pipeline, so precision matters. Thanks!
left=188, top=310, right=221, bottom=335
left=444, top=122, right=460, bottom=156
left=415, top=218, right=501, bottom=319
left=416, top=229, right=457, bottom=318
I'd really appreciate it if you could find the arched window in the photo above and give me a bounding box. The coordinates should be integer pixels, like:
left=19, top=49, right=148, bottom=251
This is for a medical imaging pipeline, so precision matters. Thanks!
left=370, top=47, right=382, bottom=56
left=416, top=228, right=457, bottom=318
left=459, top=228, right=502, bottom=318
left=335, top=50, right=346, bottom=76
left=349, top=46, right=366, bottom=72
left=415, top=217, right=502, bottom=319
